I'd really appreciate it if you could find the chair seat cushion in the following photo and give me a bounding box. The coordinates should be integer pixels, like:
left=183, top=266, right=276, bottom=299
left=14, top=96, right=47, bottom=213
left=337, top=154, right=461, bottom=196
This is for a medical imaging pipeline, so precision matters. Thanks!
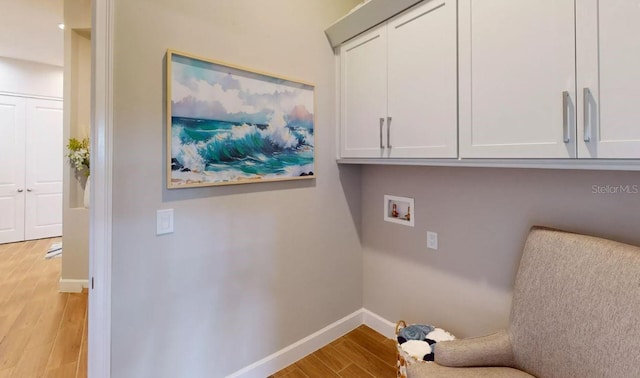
left=407, top=362, right=535, bottom=378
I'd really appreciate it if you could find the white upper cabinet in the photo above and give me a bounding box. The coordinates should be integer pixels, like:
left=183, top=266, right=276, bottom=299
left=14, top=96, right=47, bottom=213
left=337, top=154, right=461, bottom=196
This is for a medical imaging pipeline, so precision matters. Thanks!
left=577, top=0, right=640, bottom=158
left=340, top=0, right=458, bottom=159
left=459, top=0, right=577, bottom=158
left=335, top=0, right=640, bottom=165
left=387, top=0, right=457, bottom=158
left=340, top=25, right=388, bottom=158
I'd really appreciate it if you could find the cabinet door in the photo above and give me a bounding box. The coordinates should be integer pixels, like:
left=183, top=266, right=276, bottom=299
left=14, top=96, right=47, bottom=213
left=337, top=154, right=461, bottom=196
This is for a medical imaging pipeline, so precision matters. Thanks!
left=459, top=0, right=576, bottom=158
left=340, top=25, right=388, bottom=158
left=577, top=0, right=640, bottom=158
left=24, top=99, right=63, bottom=240
left=0, top=95, right=26, bottom=244
left=388, top=0, right=457, bottom=158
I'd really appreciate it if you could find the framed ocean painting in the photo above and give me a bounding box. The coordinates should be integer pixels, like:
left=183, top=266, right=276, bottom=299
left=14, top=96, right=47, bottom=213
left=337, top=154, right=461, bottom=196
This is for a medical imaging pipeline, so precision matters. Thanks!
left=166, top=50, right=316, bottom=188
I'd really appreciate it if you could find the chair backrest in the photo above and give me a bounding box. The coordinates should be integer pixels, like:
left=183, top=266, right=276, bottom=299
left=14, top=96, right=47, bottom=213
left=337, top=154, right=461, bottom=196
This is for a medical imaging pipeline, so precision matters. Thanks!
left=509, top=227, right=640, bottom=378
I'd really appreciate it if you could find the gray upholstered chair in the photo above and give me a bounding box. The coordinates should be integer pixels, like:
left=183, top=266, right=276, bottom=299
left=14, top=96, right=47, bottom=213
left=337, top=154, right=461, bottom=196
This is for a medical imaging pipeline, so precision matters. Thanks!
left=408, top=227, right=640, bottom=378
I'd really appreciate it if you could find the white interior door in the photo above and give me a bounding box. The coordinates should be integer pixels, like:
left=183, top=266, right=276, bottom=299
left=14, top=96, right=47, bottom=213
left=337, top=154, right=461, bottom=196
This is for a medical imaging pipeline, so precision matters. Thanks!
left=0, top=95, right=26, bottom=244
left=387, top=0, right=458, bottom=158
left=459, top=0, right=576, bottom=158
left=24, top=98, right=63, bottom=240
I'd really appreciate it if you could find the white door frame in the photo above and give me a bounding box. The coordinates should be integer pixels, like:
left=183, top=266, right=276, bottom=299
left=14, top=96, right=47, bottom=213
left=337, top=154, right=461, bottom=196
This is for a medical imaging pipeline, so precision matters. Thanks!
left=88, top=0, right=113, bottom=377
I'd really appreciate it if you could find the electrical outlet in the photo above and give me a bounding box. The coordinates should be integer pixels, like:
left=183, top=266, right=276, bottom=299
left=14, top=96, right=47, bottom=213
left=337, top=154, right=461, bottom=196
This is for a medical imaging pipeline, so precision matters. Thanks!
left=427, top=231, right=438, bottom=250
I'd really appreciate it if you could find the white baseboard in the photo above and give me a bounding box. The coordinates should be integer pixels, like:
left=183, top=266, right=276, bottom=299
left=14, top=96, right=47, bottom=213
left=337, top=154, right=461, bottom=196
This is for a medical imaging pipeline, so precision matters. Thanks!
left=59, top=278, right=89, bottom=293
left=225, top=308, right=395, bottom=378
left=226, top=309, right=363, bottom=378
left=362, top=308, right=397, bottom=339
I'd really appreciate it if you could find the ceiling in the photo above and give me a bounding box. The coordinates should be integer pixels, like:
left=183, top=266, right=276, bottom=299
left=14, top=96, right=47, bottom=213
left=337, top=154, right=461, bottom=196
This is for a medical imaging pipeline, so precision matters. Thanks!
left=0, top=0, right=64, bottom=67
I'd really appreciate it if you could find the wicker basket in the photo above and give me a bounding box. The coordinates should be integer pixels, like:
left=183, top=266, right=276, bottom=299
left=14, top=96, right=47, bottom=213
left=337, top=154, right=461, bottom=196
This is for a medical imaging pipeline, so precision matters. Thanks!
left=396, top=320, right=455, bottom=377
left=396, top=320, right=415, bottom=378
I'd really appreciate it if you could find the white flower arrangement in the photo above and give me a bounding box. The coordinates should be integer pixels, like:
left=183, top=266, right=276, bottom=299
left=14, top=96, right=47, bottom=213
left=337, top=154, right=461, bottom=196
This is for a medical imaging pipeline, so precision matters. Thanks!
left=67, top=137, right=90, bottom=176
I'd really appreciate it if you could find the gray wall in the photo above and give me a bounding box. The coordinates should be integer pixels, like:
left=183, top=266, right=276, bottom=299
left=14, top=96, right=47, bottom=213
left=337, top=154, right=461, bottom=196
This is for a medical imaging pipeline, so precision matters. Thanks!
left=362, top=165, right=640, bottom=337
left=111, top=1, right=362, bottom=377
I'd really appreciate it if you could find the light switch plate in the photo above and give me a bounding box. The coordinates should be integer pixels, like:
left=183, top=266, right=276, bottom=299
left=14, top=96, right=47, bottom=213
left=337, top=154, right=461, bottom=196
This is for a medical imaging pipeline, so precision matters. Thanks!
left=427, top=231, right=438, bottom=250
left=156, top=209, right=174, bottom=235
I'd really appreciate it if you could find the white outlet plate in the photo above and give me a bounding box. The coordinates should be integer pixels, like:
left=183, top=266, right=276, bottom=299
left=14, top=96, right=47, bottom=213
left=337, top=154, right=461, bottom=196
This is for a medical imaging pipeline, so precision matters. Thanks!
left=156, top=209, right=174, bottom=235
left=427, top=231, right=438, bottom=250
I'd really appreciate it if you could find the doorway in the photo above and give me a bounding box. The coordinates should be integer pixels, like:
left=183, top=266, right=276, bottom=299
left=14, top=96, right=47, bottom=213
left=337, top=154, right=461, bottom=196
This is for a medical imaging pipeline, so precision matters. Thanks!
left=0, top=0, right=91, bottom=376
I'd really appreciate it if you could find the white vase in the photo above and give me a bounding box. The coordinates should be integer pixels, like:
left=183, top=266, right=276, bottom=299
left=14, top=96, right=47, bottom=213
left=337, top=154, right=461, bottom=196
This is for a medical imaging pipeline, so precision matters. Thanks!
left=84, top=176, right=91, bottom=208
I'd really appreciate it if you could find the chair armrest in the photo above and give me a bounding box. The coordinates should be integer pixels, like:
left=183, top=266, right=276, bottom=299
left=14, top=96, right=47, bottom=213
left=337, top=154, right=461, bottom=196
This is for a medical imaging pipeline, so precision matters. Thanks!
left=435, top=330, right=515, bottom=368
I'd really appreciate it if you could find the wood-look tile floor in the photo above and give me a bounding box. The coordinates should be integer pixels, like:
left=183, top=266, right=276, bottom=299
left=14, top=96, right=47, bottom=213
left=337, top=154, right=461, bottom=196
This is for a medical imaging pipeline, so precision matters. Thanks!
left=0, top=238, right=87, bottom=378
left=270, top=325, right=397, bottom=378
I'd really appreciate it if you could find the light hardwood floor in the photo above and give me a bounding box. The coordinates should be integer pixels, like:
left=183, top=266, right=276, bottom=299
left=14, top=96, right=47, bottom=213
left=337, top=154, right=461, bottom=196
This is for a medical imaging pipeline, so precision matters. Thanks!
left=270, top=325, right=397, bottom=378
left=0, top=238, right=87, bottom=378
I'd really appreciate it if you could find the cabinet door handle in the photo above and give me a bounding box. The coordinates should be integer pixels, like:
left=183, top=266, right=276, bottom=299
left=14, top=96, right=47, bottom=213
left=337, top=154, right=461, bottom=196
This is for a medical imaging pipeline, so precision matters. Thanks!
left=583, top=87, right=592, bottom=142
left=17, top=189, right=23, bottom=193
left=387, top=117, right=392, bottom=148
left=379, top=117, right=385, bottom=149
left=562, top=91, right=570, bottom=143
left=27, top=188, right=33, bottom=192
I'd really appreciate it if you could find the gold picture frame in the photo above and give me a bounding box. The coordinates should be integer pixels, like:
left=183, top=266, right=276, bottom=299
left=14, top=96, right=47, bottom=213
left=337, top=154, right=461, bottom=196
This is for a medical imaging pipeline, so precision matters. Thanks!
left=166, top=50, right=316, bottom=188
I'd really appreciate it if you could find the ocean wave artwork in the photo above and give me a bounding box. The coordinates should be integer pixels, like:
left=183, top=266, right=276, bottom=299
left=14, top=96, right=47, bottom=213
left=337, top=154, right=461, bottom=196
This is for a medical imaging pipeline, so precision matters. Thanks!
left=167, top=50, right=315, bottom=188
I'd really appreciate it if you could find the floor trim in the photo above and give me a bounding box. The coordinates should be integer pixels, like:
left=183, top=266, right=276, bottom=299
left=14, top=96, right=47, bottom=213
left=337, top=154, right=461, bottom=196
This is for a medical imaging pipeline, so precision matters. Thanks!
left=362, top=308, right=397, bottom=339
left=225, top=308, right=395, bottom=378
left=59, top=278, right=89, bottom=293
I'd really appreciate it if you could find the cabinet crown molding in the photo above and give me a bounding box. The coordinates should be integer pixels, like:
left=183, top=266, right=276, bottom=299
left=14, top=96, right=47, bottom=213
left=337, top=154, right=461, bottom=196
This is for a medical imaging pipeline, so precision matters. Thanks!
left=325, top=0, right=422, bottom=47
